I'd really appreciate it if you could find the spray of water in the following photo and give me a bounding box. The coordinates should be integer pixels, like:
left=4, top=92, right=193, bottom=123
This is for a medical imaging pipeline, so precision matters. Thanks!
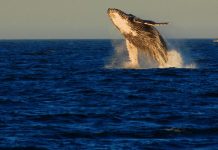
left=161, top=50, right=196, bottom=68
left=106, top=40, right=196, bottom=69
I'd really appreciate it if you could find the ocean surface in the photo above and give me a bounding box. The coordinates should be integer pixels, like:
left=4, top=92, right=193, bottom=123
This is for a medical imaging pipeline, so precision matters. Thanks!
left=0, top=39, right=217, bottom=150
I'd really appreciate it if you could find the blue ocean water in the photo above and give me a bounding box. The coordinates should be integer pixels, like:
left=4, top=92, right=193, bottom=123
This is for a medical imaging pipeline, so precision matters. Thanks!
left=0, top=39, right=217, bottom=150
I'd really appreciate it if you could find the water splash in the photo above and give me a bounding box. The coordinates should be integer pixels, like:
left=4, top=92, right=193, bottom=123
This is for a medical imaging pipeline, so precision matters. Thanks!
left=106, top=40, right=196, bottom=69
left=160, top=49, right=196, bottom=68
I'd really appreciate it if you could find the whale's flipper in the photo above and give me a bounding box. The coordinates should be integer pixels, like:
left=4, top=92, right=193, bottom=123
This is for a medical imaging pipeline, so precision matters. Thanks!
left=133, top=18, right=168, bottom=26
left=143, top=20, right=168, bottom=26
left=126, top=40, right=139, bottom=68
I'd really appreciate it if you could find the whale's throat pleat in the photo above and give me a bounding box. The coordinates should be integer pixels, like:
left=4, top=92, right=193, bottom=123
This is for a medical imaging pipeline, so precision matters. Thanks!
left=111, top=13, right=137, bottom=36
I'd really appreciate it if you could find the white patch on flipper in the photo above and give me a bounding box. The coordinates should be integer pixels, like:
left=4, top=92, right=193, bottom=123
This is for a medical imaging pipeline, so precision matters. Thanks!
left=111, top=13, right=137, bottom=36
left=125, top=40, right=139, bottom=68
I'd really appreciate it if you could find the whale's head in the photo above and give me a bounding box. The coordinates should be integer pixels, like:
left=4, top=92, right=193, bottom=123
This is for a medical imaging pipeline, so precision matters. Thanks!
left=107, top=8, right=139, bottom=36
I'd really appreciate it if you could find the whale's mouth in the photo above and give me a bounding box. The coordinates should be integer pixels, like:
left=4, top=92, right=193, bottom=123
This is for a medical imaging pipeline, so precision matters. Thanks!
left=107, top=8, right=137, bottom=21
left=107, top=8, right=148, bottom=25
left=107, top=8, right=130, bottom=19
left=107, top=8, right=138, bottom=36
left=107, top=8, right=124, bottom=15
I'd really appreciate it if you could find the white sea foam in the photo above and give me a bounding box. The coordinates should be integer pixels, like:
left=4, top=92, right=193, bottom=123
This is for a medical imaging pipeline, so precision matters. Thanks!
left=160, top=49, right=196, bottom=69
left=106, top=41, right=196, bottom=69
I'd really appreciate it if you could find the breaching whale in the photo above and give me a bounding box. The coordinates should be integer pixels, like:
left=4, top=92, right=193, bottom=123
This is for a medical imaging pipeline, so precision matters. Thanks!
left=107, top=8, right=169, bottom=67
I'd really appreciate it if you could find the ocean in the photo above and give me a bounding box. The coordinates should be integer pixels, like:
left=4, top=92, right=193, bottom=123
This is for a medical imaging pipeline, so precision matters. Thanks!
left=0, top=39, right=217, bottom=149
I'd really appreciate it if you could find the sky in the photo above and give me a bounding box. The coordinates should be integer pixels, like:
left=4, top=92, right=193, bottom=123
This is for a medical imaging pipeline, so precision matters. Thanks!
left=0, top=0, right=217, bottom=39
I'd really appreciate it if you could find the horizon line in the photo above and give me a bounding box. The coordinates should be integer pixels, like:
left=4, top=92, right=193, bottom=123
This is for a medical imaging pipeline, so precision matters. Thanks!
left=0, top=37, right=216, bottom=40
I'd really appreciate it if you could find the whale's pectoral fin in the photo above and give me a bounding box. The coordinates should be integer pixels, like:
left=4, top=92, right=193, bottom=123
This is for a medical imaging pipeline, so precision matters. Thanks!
left=133, top=18, right=169, bottom=26
left=143, top=20, right=169, bottom=26
left=126, top=40, right=139, bottom=68
left=152, top=22, right=169, bottom=26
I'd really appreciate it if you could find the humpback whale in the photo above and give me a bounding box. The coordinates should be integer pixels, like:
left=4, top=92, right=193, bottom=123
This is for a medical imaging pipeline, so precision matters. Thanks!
left=107, top=8, right=169, bottom=67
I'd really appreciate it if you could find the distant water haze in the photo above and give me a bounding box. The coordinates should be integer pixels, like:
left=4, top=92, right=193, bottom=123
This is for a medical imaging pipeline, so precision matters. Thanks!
left=0, top=0, right=217, bottom=39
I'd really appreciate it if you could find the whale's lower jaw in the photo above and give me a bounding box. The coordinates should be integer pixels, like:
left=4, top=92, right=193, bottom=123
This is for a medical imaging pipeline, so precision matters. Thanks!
left=108, top=10, right=138, bottom=36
